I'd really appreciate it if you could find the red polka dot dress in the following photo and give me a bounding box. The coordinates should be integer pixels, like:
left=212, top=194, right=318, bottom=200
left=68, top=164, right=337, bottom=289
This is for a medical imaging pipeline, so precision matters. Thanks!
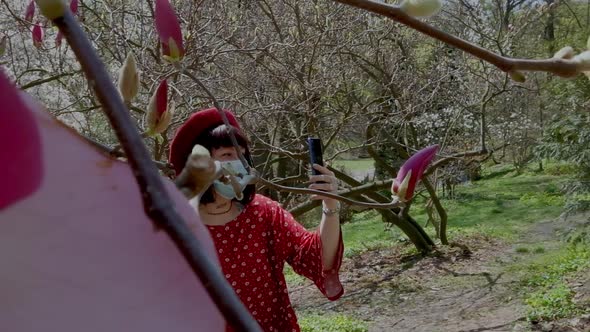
left=206, top=195, right=344, bottom=332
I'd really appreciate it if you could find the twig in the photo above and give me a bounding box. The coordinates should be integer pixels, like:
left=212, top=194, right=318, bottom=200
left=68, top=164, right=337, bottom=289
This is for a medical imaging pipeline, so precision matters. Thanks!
left=50, top=9, right=261, bottom=332
left=81, top=134, right=174, bottom=176
left=333, top=0, right=590, bottom=77
left=255, top=175, right=403, bottom=209
left=20, top=71, right=78, bottom=90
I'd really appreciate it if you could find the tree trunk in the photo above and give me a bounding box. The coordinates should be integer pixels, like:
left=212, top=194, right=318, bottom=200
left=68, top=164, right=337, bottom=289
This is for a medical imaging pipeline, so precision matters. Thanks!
left=422, top=178, right=449, bottom=245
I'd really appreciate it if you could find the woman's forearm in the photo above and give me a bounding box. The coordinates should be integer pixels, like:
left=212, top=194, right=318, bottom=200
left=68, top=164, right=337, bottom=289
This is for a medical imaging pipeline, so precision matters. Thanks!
left=319, top=202, right=341, bottom=269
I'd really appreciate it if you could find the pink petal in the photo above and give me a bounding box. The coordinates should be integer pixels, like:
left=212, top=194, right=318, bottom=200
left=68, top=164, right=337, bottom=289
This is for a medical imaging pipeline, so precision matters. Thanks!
left=154, top=0, right=184, bottom=58
left=392, top=178, right=400, bottom=194
left=394, top=144, right=439, bottom=200
left=155, top=79, right=168, bottom=117
left=0, top=69, right=43, bottom=210
left=70, top=0, right=79, bottom=15
left=24, top=0, right=35, bottom=22
left=0, top=100, right=224, bottom=331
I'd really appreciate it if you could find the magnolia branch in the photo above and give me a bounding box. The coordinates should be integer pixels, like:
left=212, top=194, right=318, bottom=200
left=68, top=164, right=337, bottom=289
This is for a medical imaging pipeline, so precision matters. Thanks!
left=332, top=0, right=590, bottom=78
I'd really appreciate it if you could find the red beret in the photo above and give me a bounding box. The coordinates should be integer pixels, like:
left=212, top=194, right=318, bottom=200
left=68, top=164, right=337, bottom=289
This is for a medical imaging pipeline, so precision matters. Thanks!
left=169, top=108, right=241, bottom=175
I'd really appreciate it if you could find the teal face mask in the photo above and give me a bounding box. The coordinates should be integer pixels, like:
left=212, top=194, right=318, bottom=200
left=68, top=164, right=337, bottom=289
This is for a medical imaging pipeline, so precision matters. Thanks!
left=213, top=160, right=254, bottom=200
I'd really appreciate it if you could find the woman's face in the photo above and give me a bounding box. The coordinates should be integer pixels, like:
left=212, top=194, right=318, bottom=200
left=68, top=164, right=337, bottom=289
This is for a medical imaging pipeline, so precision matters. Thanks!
left=211, top=146, right=246, bottom=162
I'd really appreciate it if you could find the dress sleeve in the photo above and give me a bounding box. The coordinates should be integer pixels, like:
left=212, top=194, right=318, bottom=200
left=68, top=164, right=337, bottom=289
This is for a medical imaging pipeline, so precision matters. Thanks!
left=263, top=197, right=344, bottom=301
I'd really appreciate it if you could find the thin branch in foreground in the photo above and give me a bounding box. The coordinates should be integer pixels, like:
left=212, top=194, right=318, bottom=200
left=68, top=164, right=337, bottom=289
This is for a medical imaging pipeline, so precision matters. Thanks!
left=254, top=172, right=404, bottom=209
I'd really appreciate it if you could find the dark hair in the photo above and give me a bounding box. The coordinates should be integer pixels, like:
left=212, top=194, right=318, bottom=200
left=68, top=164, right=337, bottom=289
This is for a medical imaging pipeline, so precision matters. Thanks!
left=193, top=124, right=256, bottom=205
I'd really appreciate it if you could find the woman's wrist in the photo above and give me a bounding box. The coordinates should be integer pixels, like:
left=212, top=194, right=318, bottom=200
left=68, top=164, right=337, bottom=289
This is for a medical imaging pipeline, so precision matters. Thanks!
left=322, top=201, right=340, bottom=216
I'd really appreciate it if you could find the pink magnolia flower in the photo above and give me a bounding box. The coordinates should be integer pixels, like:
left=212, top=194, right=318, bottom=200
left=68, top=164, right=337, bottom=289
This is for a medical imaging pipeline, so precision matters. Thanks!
left=0, top=70, right=223, bottom=330
left=32, top=22, right=44, bottom=48
left=0, top=68, right=43, bottom=210
left=392, top=145, right=439, bottom=201
left=24, top=0, right=35, bottom=22
left=145, top=80, right=174, bottom=135
left=154, top=0, right=184, bottom=61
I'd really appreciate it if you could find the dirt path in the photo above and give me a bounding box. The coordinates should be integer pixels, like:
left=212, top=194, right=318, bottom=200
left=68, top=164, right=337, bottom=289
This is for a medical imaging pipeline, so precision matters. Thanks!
left=290, top=216, right=590, bottom=331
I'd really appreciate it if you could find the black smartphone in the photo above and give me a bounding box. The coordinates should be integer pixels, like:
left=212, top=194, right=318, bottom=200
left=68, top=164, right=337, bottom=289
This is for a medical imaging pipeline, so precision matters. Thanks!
left=307, top=137, right=324, bottom=176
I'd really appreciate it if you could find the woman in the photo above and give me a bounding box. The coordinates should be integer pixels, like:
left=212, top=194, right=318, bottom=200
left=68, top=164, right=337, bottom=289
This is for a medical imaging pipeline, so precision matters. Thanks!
left=169, top=108, right=344, bottom=332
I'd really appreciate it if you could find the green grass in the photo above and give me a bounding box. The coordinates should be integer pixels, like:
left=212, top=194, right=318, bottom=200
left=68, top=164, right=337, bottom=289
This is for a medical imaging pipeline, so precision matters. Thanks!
left=332, top=159, right=374, bottom=172
left=298, top=312, right=368, bottom=332
left=409, top=165, right=570, bottom=240
left=341, top=210, right=400, bottom=257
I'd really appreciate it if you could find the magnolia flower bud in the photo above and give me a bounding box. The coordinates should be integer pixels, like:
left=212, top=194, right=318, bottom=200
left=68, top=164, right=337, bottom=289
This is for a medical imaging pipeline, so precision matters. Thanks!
left=155, top=0, right=184, bottom=61
left=393, top=170, right=412, bottom=202
left=25, top=1, right=35, bottom=22
left=164, top=38, right=182, bottom=62
left=117, top=53, right=140, bottom=103
left=154, top=100, right=174, bottom=134
left=191, top=144, right=211, bottom=158
left=400, top=0, right=442, bottom=17
left=175, top=144, right=221, bottom=199
left=553, top=46, right=575, bottom=60
left=70, top=0, right=79, bottom=15
left=573, top=51, right=590, bottom=78
left=391, top=145, right=438, bottom=202
left=145, top=80, right=173, bottom=135
left=32, top=23, right=44, bottom=49
left=34, top=0, right=66, bottom=20
left=573, top=51, right=590, bottom=65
